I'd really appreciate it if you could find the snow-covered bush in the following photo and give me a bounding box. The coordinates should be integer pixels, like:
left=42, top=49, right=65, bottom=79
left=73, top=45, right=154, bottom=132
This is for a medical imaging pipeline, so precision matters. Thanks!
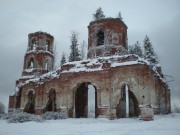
left=41, top=111, right=67, bottom=120
left=0, top=102, right=5, bottom=114
left=0, top=114, right=6, bottom=120
left=173, top=103, right=180, bottom=113
left=2, top=110, right=42, bottom=123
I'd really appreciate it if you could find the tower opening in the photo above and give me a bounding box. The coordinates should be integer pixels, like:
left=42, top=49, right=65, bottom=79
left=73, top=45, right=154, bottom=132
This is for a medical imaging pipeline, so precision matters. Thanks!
left=24, top=90, right=35, bottom=114
left=46, top=40, right=51, bottom=52
left=75, top=83, right=97, bottom=118
left=27, top=58, right=34, bottom=68
left=97, top=30, right=104, bottom=46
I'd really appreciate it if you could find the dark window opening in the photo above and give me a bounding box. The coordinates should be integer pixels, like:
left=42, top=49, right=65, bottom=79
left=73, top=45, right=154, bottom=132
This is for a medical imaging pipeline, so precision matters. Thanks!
left=24, top=91, right=35, bottom=114
left=30, top=39, right=37, bottom=50
left=122, top=32, right=126, bottom=48
left=44, top=89, right=56, bottom=112
left=46, top=40, right=51, bottom=52
left=97, top=30, right=104, bottom=46
left=27, top=58, right=34, bottom=68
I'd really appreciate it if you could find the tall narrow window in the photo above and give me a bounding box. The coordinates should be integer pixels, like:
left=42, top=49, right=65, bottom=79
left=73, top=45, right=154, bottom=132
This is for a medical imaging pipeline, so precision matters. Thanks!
left=28, top=58, right=34, bottom=68
left=97, top=30, right=104, bottom=46
left=31, top=39, right=36, bottom=50
left=46, top=40, right=50, bottom=51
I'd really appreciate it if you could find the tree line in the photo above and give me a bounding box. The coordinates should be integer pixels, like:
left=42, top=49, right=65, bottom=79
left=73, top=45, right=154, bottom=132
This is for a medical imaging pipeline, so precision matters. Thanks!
left=60, top=8, right=159, bottom=66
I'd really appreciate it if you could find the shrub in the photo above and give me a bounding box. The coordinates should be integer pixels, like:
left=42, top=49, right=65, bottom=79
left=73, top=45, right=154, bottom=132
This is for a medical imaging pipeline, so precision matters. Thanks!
left=2, top=110, right=43, bottom=123
left=0, top=102, right=5, bottom=114
left=41, top=111, right=67, bottom=120
left=173, top=103, right=180, bottom=113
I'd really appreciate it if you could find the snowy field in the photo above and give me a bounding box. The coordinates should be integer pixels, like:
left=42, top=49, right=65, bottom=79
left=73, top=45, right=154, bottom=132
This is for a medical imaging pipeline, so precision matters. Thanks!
left=0, top=113, right=180, bottom=135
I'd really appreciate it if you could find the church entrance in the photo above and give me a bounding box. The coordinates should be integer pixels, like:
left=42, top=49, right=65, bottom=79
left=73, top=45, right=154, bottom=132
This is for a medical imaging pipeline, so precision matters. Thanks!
left=75, top=82, right=97, bottom=118
left=117, top=84, right=139, bottom=118
left=24, top=90, right=35, bottom=114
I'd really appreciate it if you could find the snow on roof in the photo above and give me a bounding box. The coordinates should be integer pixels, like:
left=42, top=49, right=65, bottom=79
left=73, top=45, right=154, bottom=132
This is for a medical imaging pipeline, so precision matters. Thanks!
left=26, top=50, right=54, bottom=56
left=16, top=54, right=166, bottom=89
left=18, top=69, right=60, bottom=88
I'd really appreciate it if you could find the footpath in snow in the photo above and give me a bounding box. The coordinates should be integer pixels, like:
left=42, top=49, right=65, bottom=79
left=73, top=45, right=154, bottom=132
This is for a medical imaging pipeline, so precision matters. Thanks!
left=0, top=113, right=180, bottom=135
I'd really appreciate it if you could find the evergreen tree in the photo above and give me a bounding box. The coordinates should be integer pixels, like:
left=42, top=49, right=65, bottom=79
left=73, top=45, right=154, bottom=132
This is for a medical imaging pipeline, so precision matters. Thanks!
left=60, top=52, right=66, bottom=66
left=128, top=44, right=134, bottom=54
left=143, top=35, right=158, bottom=64
left=128, top=41, right=143, bottom=57
left=93, top=7, right=105, bottom=21
left=69, top=32, right=81, bottom=62
left=117, top=12, right=123, bottom=20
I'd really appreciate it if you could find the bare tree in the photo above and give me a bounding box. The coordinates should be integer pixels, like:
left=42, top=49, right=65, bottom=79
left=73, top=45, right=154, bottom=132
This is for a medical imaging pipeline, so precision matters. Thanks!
left=80, top=40, right=87, bottom=60
left=53, top=40, right=59, bottom=70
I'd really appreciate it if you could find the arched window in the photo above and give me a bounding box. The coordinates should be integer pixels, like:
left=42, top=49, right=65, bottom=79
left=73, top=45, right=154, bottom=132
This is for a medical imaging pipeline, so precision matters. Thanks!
left=27, top=58, right=34, bottom=68
left=97, top=30, right=104, bottom=46
left=24, top=90, right=35, bottom=114
left=30, top=39, right=37, bottom=50
left=44, top=89, right=56, bottom=112
left=46, top=40, right=50, bottom=51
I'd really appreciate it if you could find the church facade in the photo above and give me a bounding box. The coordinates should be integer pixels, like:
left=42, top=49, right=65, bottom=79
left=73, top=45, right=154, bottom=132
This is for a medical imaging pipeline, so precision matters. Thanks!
left=9, top=18, right=171, bottom=118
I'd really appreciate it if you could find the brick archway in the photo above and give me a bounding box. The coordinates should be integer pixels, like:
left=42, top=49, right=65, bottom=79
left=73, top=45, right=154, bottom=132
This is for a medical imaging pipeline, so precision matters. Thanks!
left=116, top=84, right=139, bottom=118
left=24, top=90, right=35, bottom=114
left=75, top=82, right=97, bottom=118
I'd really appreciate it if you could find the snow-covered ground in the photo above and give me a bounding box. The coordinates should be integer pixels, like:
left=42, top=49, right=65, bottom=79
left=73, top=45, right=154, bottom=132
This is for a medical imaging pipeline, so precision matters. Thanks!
left=0, top=113, right=180, bottom=135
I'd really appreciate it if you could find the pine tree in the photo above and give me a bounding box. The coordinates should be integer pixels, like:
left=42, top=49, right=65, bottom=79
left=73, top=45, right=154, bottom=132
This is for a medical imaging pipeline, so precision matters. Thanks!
left=128, top=41, right=143, bottom=58
left=69, top=32, right=81, bottom=62
left=117, top=12, right=123, bottom=20
left=60, top=52, right=66, bottom=66
left=143, top=35, right=158, bottom=64
left=93, top=7, right=105, bottom=21
left=128, top=45, right=134, bottom=54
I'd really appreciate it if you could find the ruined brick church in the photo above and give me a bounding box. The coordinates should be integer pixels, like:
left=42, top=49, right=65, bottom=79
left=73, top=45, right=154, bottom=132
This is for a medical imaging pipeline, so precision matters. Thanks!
left=9, top=17, right=171, bottom=118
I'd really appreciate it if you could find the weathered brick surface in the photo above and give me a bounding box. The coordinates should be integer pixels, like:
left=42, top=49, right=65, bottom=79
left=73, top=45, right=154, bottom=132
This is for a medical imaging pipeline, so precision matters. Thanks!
left=8, top=20, right=171, bottom=118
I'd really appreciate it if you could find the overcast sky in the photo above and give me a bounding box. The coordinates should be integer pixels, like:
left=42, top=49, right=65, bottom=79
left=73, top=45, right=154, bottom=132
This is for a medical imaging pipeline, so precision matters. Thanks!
left=0, top=0, right=180, bottom=111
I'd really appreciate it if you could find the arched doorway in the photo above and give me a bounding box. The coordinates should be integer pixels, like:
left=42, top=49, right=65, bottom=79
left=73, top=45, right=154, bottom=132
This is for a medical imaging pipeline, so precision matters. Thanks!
left=24, top=90, right=35, bottom=114
left=44, top=89, right=56, bottom=112
left=116, top=84, right=139, bottom=118
left=75, top=82, right=97, bottom=118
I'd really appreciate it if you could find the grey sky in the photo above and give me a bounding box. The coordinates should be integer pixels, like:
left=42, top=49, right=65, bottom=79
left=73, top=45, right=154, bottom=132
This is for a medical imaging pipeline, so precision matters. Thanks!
left=0, top=0, right=180, bottom=111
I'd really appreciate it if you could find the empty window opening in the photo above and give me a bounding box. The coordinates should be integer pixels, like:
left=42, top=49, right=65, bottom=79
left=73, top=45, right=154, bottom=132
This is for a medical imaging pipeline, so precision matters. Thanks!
left=44, top=89, right=56, bottom=112
left=75, top=83, right=97, bottom=118
left=97, top=30, right=104, bottom=46
left=30, top=39, right=37, bottom=50
left=122, top=32, right=126, bottom=48
left=116, top=84, right=139, bottom=118
left=46, top=41, right=50, bottom=51
left=24, top=91, right=35, bottom=114
left=28, top=58, right=34, bottom=68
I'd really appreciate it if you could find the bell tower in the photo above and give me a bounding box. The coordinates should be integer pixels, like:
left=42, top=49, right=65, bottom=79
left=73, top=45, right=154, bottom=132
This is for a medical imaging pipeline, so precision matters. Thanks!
left=88, top=18, right=128, bottom=58
left=22, top=31, right=54, bottom=76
